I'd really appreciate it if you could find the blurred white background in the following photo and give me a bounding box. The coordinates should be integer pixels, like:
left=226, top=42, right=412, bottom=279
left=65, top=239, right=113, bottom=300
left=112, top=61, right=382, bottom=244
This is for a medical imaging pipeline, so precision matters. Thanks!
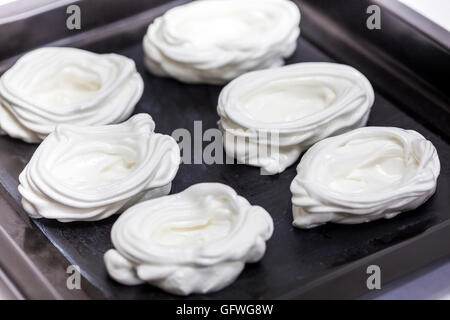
left=399, top=0, right=450, bottom=30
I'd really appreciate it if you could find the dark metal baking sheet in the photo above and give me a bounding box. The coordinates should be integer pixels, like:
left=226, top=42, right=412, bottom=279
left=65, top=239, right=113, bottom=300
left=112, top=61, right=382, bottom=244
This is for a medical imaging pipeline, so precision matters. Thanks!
left=0, top=0, right=449, bottom=299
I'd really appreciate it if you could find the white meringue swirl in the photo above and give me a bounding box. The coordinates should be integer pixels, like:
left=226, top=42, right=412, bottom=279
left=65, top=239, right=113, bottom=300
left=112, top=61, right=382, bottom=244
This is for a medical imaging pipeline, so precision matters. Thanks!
left=290, top=127, right=440, bottom=229
left=18, top=114, right=180, bottom=222
left=0, top=47, right=144, bottom=143
left=104, top=183, right=274, bottom=295
left=218, top=62, right=375, bottom=174
left=143, top=0, right=300, bottom=84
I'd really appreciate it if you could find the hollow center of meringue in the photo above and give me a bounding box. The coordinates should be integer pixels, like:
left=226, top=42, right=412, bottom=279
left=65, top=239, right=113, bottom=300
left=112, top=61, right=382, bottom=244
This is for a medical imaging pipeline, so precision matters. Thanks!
left=173, top=9, right=272, bottom=48
left=152, top=214, right=232, bottom=247
left=26, top=65, right=101, bottom=108
left=52, top=151, right=138, bottom=190
left=322, top=137, right=418, bottom=193
left=240, top=81, right=337, bottom=123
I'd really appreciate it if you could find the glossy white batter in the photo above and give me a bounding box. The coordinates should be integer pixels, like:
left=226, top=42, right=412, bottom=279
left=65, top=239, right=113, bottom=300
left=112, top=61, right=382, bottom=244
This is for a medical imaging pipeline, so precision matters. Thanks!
left=26, top=65, right=102, bottom=109
left=320, top=137, right=416, bottom=194
left=152, top=214, right=232, bottom=247
left=171, top=7, right=273, bottom=48
left=240, top=81, right=337, bottom=123
left=52, top=150, right=139, bottom=190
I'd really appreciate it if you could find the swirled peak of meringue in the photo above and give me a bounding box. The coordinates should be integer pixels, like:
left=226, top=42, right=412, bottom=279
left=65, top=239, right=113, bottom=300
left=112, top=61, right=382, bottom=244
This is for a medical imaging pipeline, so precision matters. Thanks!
left=217, top=62, right=375, bottom=174
left=104, top=183, right=274, bottom=295
left=0, top=47, right=144, bottom=143
left=143, top=0, right=300, bottom=84
left=290, top=127, right=440, bottom=229
left=18, top=114, right=180, bottom=222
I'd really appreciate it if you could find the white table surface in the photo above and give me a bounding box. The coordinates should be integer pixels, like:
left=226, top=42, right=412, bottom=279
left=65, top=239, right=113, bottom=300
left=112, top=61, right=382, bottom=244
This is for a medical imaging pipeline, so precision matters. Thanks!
left=398, top=0, right=450, bottom=31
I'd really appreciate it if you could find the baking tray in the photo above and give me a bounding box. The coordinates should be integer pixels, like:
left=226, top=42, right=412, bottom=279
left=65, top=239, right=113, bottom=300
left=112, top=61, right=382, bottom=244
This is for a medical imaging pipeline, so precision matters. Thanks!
left=0, top=0, right=449, bottom=299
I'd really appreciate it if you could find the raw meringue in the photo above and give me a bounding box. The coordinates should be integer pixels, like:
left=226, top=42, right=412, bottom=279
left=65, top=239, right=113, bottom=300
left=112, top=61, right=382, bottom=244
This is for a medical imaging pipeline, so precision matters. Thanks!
left=18, top=114, right=180, bottom=222
left=0, top=47, right=144, bottom=143
left=290, top=127, right=440, bottom=229
left=104, top=183, right=274, bottom=295
left=143, top=0, right=300, bottom=84
left=218, top=62, right=375, bottom=174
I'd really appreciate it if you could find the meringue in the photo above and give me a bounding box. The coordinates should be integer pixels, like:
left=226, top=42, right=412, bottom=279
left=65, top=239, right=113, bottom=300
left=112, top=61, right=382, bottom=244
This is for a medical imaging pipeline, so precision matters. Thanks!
left=218, top=62, right=375, bottom=174
left=290, top=127, right=440, bottom=229
left=143, top=0, right=300, bottom=84
left=0, top=47, right=144, bottom=143
left=18, top=114, right=180, bottom=222
left=104, top=183, right=274, bottom=295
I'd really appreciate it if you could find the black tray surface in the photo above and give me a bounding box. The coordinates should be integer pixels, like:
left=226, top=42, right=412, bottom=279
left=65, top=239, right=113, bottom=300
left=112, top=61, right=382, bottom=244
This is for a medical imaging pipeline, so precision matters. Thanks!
left=0, top=1, right=449, bottom=300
